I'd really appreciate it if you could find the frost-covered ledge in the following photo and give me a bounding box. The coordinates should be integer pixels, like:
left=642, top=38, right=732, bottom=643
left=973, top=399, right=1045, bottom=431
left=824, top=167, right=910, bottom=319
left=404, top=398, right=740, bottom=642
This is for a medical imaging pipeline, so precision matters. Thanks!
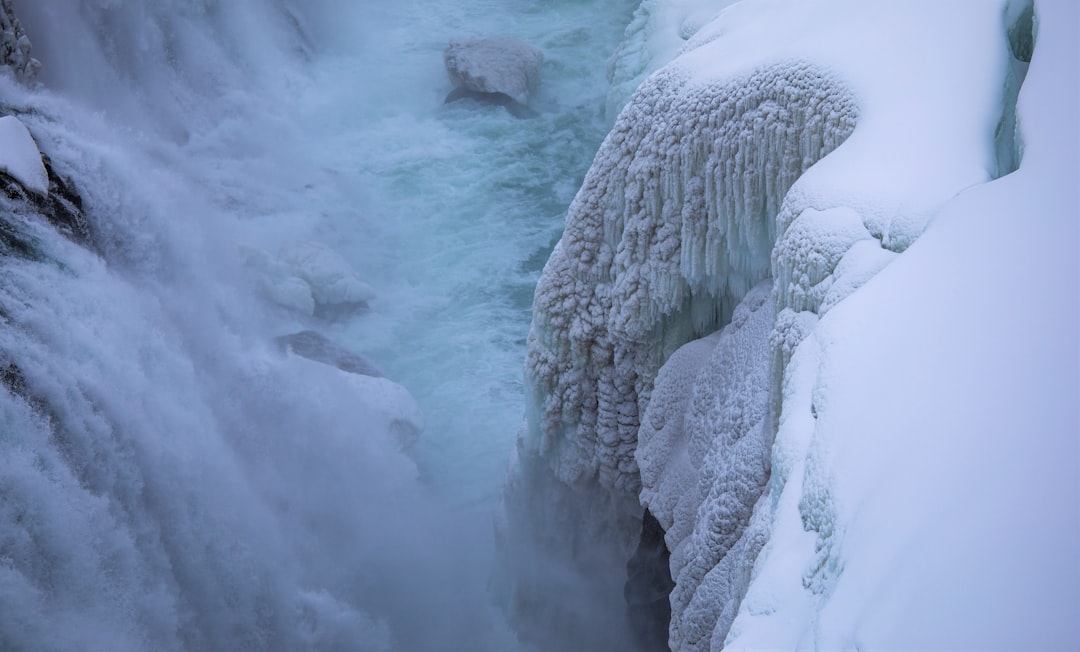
left=500, top=0, right=1043, bottom=649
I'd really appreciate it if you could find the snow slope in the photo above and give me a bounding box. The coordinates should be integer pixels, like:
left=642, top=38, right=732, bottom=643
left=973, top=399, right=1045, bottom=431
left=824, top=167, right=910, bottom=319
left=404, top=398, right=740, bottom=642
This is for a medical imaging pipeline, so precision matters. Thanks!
left=727, top=1, right=1079, bottom=648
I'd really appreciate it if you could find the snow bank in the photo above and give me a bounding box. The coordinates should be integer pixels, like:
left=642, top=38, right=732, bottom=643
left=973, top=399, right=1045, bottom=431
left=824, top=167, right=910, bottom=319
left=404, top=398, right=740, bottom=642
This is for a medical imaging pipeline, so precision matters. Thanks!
left=727, top=0, right=1079, bottom=648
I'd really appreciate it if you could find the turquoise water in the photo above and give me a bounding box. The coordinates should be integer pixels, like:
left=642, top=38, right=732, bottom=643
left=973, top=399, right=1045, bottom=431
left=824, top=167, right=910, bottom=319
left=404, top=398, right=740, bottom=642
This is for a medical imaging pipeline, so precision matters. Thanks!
left=309, top=0, right=637, bottom=511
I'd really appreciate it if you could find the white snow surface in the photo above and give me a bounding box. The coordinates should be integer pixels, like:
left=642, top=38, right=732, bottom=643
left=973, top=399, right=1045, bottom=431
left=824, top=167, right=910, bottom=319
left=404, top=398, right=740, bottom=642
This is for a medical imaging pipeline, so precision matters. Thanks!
left=0, top=115, right=48, bottom=196
left=727, top=0, right=1080, bottom=648
left=507, top=0, right=1078, bottom=649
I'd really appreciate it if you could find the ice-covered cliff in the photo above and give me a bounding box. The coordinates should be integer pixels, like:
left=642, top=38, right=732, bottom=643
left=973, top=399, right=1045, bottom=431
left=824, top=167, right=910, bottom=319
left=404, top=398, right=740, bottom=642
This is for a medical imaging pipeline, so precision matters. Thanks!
left=500, top=0, right=1078, bottom=649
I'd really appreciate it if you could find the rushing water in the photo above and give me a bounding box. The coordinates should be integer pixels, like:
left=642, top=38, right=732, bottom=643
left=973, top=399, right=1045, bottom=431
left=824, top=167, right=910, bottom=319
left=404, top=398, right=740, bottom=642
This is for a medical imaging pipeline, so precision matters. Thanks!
left=0, top=0, right=635, bottom=649
left=322, top=0, right=638, bottom=510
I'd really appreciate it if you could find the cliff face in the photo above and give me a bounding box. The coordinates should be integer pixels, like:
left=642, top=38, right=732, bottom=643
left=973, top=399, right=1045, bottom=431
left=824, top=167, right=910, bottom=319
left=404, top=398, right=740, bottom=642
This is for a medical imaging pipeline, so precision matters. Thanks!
left=497, top=0, right=1072, bottom=649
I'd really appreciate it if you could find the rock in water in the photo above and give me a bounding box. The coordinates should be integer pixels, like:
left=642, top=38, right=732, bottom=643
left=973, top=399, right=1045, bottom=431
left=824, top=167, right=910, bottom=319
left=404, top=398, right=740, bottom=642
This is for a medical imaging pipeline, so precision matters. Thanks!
left=443, top=38, right=543, bottom=106
left=0, top=115, right=47, bottom=197
left=276, top=330, right=382, bottom=378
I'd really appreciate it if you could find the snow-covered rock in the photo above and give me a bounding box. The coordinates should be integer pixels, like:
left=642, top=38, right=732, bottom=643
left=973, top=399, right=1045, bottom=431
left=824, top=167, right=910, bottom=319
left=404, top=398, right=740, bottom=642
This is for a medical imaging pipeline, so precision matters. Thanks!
left=243, top=241, right=375, bottom=318
left=286, top=352, right=423, bottom=452
left=279, top=241, right=375, bottom=317
left=0, top=115, right=48, bottom=197
left=443, top=38, right=543, bottom=106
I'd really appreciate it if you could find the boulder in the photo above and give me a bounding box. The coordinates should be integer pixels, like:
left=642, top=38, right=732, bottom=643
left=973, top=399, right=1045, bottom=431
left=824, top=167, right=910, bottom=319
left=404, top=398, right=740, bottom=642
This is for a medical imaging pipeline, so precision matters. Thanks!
left=443, top=38, right=543, bottom=106
left=276, top=330, right=382, bottom=378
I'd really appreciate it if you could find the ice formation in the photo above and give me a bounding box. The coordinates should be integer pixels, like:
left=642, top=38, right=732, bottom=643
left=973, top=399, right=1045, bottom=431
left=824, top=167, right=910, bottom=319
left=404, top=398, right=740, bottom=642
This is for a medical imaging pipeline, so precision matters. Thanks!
left=524, top=61, right=856, bottom=497
left=500, top=0, right=1075, bottom=649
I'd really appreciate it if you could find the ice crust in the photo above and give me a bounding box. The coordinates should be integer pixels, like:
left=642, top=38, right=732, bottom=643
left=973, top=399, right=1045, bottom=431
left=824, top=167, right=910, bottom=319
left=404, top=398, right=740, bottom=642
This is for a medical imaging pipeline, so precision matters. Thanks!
left=605, top=0, right=738, bottom=121
left=503, top=0, right=1058, bottom=648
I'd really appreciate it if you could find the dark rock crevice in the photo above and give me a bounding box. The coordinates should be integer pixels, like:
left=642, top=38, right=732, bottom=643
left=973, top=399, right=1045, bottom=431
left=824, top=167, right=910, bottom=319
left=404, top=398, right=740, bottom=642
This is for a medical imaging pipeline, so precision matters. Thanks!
left=625, top=508, right=674, bottom=651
